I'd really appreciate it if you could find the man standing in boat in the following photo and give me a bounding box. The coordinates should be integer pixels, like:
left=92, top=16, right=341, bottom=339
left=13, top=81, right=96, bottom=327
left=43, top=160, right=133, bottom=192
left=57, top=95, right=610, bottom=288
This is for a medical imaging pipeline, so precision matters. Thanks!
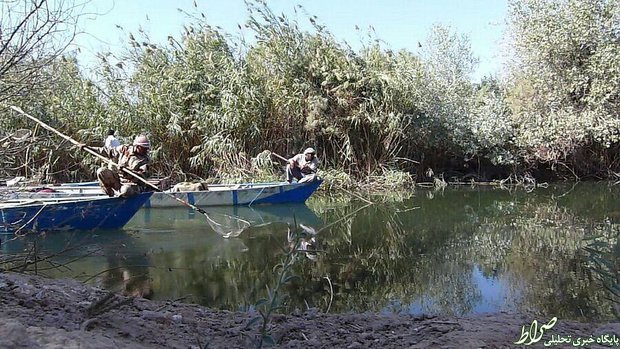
left=83, top=135, right=151, bottom=197
left=286, top=147, right=319, bottom=183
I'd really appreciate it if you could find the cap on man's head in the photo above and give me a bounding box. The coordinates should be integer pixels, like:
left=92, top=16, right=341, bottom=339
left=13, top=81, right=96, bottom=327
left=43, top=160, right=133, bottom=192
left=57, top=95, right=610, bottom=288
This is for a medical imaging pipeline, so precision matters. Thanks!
left=133, top=135, right=150, bottom=149
left=107, top=129, right=115, bottom=136
left=304, top=147, right=316, bottom=155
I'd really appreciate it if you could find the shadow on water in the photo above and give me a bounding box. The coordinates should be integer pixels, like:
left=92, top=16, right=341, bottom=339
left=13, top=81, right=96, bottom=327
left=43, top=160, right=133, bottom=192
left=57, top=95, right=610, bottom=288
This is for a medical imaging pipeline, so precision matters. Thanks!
left=1, top=183, right=618, bottom=320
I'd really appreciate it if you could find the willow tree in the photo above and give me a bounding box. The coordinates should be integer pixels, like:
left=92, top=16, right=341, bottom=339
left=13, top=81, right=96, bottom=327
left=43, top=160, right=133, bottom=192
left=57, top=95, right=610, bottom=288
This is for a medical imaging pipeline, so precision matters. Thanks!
left=506, top=0, right=620, bottom=176
left=392, top=24, right=504, bottom=177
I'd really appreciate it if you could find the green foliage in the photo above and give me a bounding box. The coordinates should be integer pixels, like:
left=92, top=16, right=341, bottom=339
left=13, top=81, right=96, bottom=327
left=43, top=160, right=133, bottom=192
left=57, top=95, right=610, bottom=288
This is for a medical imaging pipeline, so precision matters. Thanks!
left=507, top=0, right=620, bottom=165
left=2, top=1, right=489, bottom=182
left=469, top=79, right=516, bottom=165
left=4, top=0, right=620, bottom=183
left=248, top=223, right=309, bottom=348
left=583, top=226, right=620, bottom=306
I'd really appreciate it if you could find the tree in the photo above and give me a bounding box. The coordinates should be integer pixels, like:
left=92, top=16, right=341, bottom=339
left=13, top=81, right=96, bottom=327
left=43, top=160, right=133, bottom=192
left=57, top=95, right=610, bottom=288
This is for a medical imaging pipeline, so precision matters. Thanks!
left=0, top=0, right=84, bottom=102
left=507, top=0, right=620, bottom=165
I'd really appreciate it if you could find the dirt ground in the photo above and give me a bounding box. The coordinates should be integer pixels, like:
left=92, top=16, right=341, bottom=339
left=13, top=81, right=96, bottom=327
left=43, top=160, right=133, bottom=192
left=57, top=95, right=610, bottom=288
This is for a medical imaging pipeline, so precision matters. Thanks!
left=0, top=272, right=618, bottom=349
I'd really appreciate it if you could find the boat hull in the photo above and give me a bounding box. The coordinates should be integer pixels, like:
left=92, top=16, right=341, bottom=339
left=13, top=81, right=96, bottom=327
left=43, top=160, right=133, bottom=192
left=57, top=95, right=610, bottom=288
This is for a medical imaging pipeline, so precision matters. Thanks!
left=8, top=180, right=323, bottom=208
left=0, top=192, right=152, bottom=234
left=145, top=180, right=323, bottom=208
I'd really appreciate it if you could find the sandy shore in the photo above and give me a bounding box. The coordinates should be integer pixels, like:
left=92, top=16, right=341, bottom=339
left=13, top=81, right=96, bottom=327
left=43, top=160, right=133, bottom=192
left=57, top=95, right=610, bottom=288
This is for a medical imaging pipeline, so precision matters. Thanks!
left=0, top=272, right=618, bottom=348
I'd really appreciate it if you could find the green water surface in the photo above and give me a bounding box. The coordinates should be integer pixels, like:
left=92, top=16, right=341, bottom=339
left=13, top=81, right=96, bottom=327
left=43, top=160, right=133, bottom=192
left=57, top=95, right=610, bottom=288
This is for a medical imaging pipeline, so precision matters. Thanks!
left=3, top=183, right=618, bottom=321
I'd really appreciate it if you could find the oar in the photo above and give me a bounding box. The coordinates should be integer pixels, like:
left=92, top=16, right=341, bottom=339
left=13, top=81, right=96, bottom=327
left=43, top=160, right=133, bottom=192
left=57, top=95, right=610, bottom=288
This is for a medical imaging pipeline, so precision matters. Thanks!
left=8, top=105, right=223, bottom=221
left=265, top=150, right=374, bottom=205
left=269, top=151, right=289, bottom=163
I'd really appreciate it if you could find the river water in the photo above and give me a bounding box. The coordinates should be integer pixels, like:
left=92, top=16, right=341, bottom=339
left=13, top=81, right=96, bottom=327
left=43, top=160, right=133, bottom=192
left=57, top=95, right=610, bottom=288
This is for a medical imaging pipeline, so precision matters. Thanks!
left=2, top=183, right=619, bottom=321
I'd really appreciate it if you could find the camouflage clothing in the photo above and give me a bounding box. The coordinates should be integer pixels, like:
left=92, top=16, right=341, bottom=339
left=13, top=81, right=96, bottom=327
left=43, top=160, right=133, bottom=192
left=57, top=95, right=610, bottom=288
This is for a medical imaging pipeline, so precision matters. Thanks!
left=91, top=145, right=150, bottom=197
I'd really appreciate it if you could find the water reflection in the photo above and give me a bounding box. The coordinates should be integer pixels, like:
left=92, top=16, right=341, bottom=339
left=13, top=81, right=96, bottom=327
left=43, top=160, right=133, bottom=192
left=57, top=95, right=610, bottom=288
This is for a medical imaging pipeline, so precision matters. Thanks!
left=1, top=230, right=160, bottom=297
left=301, top=183, right=619, bottom=321
left=1, top=183, right=618, bottom=320
left=133, top=204, right=324, bottom=306
left=129, top=204, right=323, bottom=237
left=98, top=235, right=153, bottom=298
left=289, top=224, right=319, bottom=261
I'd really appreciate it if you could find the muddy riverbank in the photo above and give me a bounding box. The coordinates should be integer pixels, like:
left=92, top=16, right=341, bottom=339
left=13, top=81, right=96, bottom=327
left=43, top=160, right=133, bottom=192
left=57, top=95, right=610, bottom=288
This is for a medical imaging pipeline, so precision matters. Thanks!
left=1, top=272, right=618, bottom=348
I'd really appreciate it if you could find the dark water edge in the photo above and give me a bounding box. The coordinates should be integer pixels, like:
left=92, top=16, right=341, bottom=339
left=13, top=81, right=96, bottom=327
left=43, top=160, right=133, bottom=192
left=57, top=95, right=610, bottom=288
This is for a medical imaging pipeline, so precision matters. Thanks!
left=2, top=182, right=618, bottom=321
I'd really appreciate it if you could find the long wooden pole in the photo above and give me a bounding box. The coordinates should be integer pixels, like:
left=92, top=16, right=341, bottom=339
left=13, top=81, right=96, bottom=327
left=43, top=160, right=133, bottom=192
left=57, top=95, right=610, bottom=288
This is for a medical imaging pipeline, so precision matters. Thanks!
left=9, top=105, right=218, bottom=218
left=269, top=151, right=288, bottom=163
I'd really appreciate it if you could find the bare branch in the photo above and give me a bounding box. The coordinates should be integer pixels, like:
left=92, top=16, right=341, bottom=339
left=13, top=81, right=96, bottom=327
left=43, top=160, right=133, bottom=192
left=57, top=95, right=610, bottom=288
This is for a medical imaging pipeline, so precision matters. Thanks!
left=0, top=0, right=87, bottom=101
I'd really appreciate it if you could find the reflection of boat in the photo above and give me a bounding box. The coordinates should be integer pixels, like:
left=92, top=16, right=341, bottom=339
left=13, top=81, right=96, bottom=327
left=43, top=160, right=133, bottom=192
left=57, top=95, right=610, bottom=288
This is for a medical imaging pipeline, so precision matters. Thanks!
left=8, top=180, right=323, bottom=207
left=127, top=203, right=323, bottom=237
left=0, top=193, right=152, bottom=233
left=148, top=180, right=323, bottom=207
left=0, top=227, right=250, bottom=298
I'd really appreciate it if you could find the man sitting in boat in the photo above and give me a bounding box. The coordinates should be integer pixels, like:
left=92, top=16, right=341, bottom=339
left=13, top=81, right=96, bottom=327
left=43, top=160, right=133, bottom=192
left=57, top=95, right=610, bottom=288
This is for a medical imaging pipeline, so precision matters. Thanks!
left=85, top=135, right=151, bottom=197
left=286, top=147, right=319, bottom=183
left=104, top=129, right=120, bottom=149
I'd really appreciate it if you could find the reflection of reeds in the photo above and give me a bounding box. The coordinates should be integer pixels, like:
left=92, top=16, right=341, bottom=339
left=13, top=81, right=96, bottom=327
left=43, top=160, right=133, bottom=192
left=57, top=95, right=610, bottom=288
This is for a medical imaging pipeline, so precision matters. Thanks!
left=5, top=184, right=618, bottom=322
left=582, top=227, right=620, bottom=311
left=477, top=199, right=619, bottom=320
left=247, top=222, right=313, bottom=348
left=306, top=187, right=620, bottom=319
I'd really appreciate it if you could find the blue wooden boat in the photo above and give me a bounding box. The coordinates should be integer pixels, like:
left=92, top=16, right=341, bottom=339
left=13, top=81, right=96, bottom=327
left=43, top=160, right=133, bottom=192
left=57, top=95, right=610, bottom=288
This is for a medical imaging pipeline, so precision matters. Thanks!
left=0, top=192, right=152, bottom=234
left=146, top=180, right=324, bottom=207
left=9, top=180, right=323, bottom=208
